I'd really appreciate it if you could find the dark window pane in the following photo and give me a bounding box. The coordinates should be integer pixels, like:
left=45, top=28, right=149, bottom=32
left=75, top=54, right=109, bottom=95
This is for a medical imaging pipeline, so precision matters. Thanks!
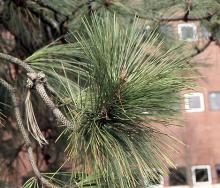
left=195, top=168, right=208, bottom=182
left=216, top=164, right=220, bottom=182
left=188, top=96, right=201, bottom=109
left=169, top=167, right=187, bottom=186
left=181, top=26, right=194, bottom=40
left=209, top=92, right=220, bottom=110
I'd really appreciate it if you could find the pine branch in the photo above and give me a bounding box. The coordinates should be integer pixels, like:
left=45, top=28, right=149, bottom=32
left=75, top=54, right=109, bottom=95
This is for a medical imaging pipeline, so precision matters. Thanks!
left=24, top=0, right=60, bottom=33
left=35, top=0, right=67, bottom=17
left=158, top=12, right=216, bottom=22
left=0, top=52, right=72, bottom=129
left=0, top=53, right=35, bottom=73
left=67, top=1, right=92, bottom=21
left=136, top=12, right=216, bottom=22
left=190, top=36, right=213, bottom=58
left=88, top=0, right=93, bottom=16
left=0, top=78, right=58, bottom=188
left=183, top=0, right=192, bottom=21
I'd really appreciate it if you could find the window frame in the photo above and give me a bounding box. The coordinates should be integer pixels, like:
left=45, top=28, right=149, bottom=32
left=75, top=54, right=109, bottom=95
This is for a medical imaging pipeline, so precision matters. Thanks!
left=184, top=92, right=205, bottom=112
left=178, top=23, right=198, bottom=41
left=192, top=165, right=212, bottom=185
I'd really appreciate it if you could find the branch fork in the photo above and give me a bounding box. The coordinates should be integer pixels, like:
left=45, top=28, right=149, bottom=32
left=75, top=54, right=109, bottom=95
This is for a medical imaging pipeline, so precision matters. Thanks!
left=26, top=72, right=47, bottom=89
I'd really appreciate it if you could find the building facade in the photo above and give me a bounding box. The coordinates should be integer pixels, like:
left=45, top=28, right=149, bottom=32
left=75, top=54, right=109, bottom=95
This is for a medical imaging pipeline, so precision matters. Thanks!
left=151, top=22, right=220, bottom=188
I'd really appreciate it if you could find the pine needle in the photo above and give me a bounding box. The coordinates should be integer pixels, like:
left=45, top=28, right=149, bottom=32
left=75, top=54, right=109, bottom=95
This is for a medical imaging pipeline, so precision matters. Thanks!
left=25, top=90, right=48, bottom=146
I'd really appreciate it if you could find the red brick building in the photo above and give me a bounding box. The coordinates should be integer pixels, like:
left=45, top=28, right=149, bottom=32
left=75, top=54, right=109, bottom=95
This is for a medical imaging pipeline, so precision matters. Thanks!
left=153, top=22, right=220, bottom=188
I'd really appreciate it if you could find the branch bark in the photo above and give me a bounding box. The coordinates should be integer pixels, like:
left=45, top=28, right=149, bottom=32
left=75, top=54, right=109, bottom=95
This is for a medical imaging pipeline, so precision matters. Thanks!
left=190, top=36, right=213, bottom=58
left=0, top=78, right=59, bottom=188
left=136, top=12, right=216, bottom=22
left=0, top=53, right=35, bottom=73
left=159, top=12, right=216, bottom=22
left=0, top=52, right=72, bottom=128
left=24, top=0, right=60, bottom=33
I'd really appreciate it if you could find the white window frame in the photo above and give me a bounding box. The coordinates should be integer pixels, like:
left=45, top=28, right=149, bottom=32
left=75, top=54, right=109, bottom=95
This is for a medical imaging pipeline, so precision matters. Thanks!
left=184, top=92, right=205, bottom=112
left=192, top=165, right=212, bottom=185
left=178, top=23, right=198, bottom=41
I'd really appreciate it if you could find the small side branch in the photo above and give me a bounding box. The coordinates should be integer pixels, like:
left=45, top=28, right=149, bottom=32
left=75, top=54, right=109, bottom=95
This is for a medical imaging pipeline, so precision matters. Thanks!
left=136, top=12, right=216, bottom=22
left=159, top=12, right=216, bottom=22
left=182, top=0, right=192, bottom=21
left=24, top=0, right=60, bottom=33
left=0, top=53, right=35, bottom=73
left=190, top=36, right=213, bottom=58
left=0, top=78, right=58, bottom=188
left=0, top=52, right=72, bottom=129
left=88, top=0, right=93, bottom=16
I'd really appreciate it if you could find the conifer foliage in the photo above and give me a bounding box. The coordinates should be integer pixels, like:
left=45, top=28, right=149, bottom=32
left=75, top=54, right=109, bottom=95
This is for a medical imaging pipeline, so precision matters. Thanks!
left=63, top=15, right=193, bottom=187
left=0, top=13, right=193, bottom=187
left=0, top=0, right=219, bottom=187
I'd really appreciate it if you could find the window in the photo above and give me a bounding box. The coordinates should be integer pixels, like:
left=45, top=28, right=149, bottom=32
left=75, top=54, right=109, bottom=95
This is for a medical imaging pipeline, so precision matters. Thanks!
left=216, top=164, right=220, bottom=182
left=178, top=23, right=197, bottom=41
left=169, top=167, right=188, bottom=186
left=209, top=92, right=220, bottom=110
left=184, top=93, right=205, bottom=112
left=192, top=165, right=212, bottom=185
left=160, top=24, right=174, bottom=40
